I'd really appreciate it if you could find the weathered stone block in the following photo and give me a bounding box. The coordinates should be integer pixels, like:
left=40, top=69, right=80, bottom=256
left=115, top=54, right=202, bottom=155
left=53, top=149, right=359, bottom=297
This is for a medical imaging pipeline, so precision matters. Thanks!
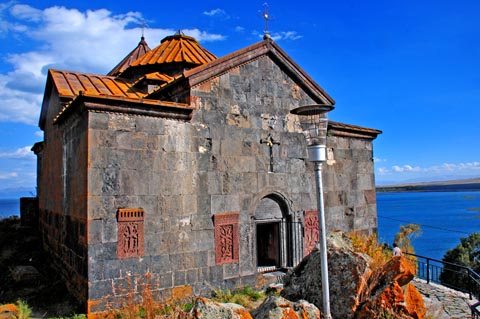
left=89, top=112, right=109, bottom=130
left=90, top=279, right=114, bottom=300
left=174, top=270, right=187, bottom=286
left=223, top=263, right=240, bottom=279
left=210, top=195, right=225, bottom=214
left=158, top=272, right=173, bottom=289
left=108, top=114, right=136, bottom=131
left=88, top=258, right=104, bottom=281
left=88, top=219, right=103, bottom=244
left=103, top=259, right=121, bottom=279
left=102, top=218, right=117, bottom=243
left=186, top=269, right=198, bottom=285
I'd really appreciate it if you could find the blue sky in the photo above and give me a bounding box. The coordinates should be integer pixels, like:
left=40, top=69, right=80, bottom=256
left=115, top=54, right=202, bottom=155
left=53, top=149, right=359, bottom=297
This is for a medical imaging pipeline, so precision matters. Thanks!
left=0, top=0, right=479, bottom=193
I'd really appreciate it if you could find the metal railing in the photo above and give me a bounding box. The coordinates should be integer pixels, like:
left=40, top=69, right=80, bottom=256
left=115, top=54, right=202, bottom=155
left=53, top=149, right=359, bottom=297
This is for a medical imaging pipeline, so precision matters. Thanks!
left=405, top=252, right=480, bottom=318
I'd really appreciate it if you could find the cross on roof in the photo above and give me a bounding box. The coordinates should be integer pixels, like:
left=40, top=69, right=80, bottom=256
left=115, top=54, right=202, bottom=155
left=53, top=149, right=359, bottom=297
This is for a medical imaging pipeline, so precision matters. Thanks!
left=262, top=3, right=271, bottom=39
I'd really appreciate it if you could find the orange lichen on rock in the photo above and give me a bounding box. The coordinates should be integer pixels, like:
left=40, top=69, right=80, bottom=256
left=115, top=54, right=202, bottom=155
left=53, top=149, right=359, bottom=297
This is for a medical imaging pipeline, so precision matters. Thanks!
left=382, top=256, right=416, bottom=286
left=356, top=256, right=425, bottom=319
left=0, top=304, right=18, bottom=319
left=405, top=282, right=427, bottom=319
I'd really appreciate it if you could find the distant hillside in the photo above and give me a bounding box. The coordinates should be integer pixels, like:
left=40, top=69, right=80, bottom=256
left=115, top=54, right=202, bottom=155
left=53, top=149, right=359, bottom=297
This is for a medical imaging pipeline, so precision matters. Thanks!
left=376, top=178, right=480, bottom=193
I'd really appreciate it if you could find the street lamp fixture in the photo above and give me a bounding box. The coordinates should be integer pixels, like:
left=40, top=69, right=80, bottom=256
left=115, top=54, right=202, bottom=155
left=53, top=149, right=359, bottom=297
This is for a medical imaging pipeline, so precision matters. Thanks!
left=290, top=103, right=334, bottom=319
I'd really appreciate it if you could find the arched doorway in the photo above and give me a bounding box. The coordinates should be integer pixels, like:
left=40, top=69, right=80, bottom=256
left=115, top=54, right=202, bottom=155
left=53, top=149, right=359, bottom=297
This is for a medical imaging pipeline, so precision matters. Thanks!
left=254, top=195, right=295, bottom=271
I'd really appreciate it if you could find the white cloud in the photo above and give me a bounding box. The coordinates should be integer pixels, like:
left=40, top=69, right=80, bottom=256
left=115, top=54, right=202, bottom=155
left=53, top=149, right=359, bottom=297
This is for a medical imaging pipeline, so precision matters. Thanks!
left=378, top=167, right=389, bottom=175
left=203, top=8, right=228, bottom=18
left=0, top=172, right=18, bottom=179
left=391, top=165, right=421, bottom=172
left=0, top=146, right=36, bottom=159
left=181, top=29, right=225, bottom=42
left=9, top=4, right=42, bottom=22
left=0, top=4, right=225, bottom=126
left=270, top=31, right=303, bottom=41
left=377, top=161, right=480, bottom=180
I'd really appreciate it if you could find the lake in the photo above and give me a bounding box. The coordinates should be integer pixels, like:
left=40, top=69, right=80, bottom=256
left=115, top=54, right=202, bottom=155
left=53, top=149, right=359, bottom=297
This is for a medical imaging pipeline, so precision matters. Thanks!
left=377, top=191, right=480, bottom=261
left=0, top=198, right=20, bottom=219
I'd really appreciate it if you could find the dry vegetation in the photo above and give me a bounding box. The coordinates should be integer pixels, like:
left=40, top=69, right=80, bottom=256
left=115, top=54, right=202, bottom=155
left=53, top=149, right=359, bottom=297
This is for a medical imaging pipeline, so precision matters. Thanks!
left=349, top=232, right=392, bottom=270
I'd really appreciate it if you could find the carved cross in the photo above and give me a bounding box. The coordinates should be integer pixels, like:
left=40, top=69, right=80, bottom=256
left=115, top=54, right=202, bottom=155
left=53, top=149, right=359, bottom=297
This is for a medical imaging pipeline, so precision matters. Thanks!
left=260, top=134, right=280, bottom=172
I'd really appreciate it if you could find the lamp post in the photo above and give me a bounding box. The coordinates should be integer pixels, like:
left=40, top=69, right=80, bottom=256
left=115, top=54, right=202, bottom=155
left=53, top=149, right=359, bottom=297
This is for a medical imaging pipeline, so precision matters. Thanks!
left=290, top=104, right=334, bottom=319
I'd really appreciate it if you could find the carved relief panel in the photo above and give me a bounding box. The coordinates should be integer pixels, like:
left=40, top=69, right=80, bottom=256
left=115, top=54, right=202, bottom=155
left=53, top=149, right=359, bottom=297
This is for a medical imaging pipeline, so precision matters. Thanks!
left=304, top=210, right=319, bottom=256
left=117, top=208, right=145, bottom=259
left=214, top=212, right=239, bottom=265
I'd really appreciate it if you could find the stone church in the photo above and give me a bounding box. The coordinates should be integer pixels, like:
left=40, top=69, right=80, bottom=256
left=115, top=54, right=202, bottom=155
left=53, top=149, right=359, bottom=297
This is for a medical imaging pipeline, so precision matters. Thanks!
left=33, top=31, right=381, bottom=313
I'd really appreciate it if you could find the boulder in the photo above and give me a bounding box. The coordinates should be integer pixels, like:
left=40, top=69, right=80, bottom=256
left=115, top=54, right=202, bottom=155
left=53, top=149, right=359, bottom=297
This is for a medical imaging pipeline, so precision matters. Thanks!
left=250, top=296, right=320, bottom=319
left=282, top=232, right=372, bottom=318
left=191, top=296, right=253, bottom=319
left=355, top=257, right=425, bottom=319
left=281, top=231, right=426, bottom=319
left=354, top=282, right=425, bottom=319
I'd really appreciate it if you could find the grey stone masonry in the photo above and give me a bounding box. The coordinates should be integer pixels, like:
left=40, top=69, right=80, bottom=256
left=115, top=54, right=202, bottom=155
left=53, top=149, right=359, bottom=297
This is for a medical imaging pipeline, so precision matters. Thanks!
left=35, top=35, right=381, bottom=313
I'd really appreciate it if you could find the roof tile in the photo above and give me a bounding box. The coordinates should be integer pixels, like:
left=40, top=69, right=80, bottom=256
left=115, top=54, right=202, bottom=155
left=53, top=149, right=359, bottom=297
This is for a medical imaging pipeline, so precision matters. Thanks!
left=131, top=32, right=216, bottom=67
left=107, top=36, right=151, bottom=76
left=49, top=69, right=145, bottom=99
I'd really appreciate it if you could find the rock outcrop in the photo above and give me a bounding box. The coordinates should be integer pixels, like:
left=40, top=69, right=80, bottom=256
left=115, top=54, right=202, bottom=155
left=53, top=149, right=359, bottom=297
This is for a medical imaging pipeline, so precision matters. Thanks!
left=190, top=296, right=320, bottom=319
left=191, top=297, right=253, bottom=319
left=355, top=255, right=425, bottom=318
left=250, top=296, right=320, bottom=319
left=282, top=232, right=372, bottom=318
left=281, top=231, right=426, bottom=319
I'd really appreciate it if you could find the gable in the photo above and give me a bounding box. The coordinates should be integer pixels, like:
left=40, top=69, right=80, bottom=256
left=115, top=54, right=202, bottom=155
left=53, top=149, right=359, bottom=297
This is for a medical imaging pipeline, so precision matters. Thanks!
left=189, top=55, right=321, bottom=130
left=152, top=38, right=334, bottom=106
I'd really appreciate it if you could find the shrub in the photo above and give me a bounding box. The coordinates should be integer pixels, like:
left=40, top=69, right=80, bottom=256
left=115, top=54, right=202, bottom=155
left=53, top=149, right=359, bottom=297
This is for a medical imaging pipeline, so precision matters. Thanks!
left=16, top=300, right=32, bottom=319
left=440, top=232, right=480, bottom=291
left=349, top=232, right=391, bottom=270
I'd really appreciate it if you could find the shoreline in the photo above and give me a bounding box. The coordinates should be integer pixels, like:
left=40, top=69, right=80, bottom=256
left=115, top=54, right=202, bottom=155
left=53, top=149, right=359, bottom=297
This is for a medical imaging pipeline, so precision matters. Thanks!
left=377, top=184, right=480, bottom=193
left=376, top=178, right=480, bottom=193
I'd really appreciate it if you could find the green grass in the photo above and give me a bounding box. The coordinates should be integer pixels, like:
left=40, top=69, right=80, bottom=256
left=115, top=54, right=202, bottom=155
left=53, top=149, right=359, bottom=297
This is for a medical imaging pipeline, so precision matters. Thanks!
left=212, top=285, right=266, bottom=308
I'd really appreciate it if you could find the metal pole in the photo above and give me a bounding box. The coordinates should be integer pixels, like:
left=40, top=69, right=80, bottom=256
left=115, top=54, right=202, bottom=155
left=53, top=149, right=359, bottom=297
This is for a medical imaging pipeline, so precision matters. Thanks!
left=314, top=161, right=331, bottom=319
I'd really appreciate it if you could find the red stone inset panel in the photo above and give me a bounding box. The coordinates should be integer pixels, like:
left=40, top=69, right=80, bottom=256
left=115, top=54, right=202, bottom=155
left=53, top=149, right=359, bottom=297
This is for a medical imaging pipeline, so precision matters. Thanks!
left=214, top=212, right=239, bottom=265
left=304, top=210, right=319, bottom=256
left=117, top=208, right=145, bottom=259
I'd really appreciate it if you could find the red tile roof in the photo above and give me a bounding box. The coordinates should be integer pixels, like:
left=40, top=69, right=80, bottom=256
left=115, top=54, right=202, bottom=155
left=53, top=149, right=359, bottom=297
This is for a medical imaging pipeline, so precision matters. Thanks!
left=107, top=36, right=151, bottom=76
left=130, top=31, right=216, bottom=68
left=50, top=69, right=145, bottom=99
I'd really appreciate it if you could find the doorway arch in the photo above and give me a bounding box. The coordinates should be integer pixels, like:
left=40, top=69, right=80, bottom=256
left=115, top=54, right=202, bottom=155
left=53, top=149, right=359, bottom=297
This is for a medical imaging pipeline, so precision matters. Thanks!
left=254, top=194, right=294, bottom=271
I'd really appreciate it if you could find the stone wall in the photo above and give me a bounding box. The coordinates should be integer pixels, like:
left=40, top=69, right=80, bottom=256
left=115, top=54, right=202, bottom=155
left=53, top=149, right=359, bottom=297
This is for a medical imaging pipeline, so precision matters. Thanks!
left=324, top=134, right=378, bottom=235
left=37, top=88, right=88, bottom=303
left=86, top=112, right=226, bottom=311
left=83, top=55, right=379, bottom=312
left=36, top=54, right=378, bottom=313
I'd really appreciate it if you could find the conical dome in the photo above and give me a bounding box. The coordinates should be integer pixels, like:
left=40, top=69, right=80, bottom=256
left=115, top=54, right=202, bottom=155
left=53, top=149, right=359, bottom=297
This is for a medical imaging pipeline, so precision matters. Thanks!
left=107, top=36, right=151, bottom=76
left=122, top=30, right=217, bottom=78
